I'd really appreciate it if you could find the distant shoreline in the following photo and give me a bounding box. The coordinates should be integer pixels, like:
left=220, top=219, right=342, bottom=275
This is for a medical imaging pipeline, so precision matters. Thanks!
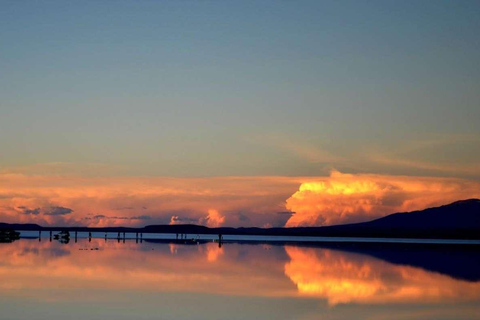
left=3, top=222, right=480, bottom=241
left=17, top=230, right=480, bottom=245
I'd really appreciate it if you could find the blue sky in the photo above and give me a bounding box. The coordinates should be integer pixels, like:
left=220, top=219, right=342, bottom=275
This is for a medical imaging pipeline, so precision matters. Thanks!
left=1, top=0, right=479, bottom=178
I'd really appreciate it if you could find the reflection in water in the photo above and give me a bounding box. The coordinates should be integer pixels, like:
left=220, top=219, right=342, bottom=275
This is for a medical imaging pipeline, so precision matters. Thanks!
left=0, top=239, right=291, bottom=297
left=0, top=239, right=479, bottom=319
left=284, top=246, right=480, bottom=305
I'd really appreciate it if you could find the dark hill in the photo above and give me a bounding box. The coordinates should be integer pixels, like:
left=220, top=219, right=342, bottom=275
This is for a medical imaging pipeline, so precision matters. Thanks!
left=364, top=199, right=480, bottom=229
left=311, top=198, right=480, bottom=239
left=0, top=222, right=42, bottom=230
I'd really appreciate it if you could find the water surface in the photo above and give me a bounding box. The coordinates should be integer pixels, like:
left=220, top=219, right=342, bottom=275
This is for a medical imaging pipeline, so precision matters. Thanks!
left=0, top=236, right=479, bottom=319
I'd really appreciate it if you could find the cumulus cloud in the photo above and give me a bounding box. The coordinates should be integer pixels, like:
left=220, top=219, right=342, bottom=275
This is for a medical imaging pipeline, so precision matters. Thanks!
left=2, top=172, right=479, bottom=228
left=0, top=174, right=297, bottom=227
left=285, top=170, right=480, bottom=227
left=200, top=209, right=225, bottom=228
left=169, top=215, right=198, bottom=225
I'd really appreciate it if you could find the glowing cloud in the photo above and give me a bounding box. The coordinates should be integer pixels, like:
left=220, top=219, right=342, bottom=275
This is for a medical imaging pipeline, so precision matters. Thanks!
left=169, top=209, right=226, bottom=228
left=1, top=170, right=479, bottom=228
left=201, top=209, right=225, bottom=228
left=0, top=173, right=298, bottom=227
left=285, top=170, right=480, bottom=227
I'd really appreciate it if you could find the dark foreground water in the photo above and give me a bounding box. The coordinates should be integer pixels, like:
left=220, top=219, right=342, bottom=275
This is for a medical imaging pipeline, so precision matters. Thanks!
left=1, top=235, right=479, bottom=320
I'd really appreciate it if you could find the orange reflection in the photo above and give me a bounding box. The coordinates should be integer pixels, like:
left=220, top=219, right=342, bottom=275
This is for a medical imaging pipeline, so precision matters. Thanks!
left=284, top=246, right=480, bottom=305
left=1, top=239, right=479, bottom=307
left=0, top=240, right=292, bottom=299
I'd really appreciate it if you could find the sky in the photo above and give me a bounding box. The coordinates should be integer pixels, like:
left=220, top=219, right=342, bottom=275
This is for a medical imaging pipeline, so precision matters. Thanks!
left=1, top=1, right=479, bottom=227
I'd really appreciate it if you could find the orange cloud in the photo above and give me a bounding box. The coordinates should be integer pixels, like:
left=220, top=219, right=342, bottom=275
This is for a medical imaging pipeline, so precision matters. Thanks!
left=0, top=173, right=298, bottom=227
left=169, top=209, right=226, bottom=227
left=1, top=171, right=479, bottom=228
left=203, top=209, right=225, bottom=228
left=285, top=170, right=480, bottom=226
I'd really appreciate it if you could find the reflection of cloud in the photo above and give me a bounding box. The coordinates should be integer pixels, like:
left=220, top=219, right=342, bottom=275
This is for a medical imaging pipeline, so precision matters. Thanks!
left=285, top=170, right=480, bottom=226
left=205, top=244, right=224, bottom=262
left=284, top=246, right=480, bottom=305
left=0, top=240, right=291, bottom=297
left=2, top=240, right=479, bottom=308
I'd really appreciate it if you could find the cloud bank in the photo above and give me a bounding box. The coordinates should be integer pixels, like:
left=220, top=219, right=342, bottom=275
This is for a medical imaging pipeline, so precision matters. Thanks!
left=0, top=174, right=298, bottom=227
left=0, top=171, right=479, bottom=227
left=285, top=170, right=480, bottom=226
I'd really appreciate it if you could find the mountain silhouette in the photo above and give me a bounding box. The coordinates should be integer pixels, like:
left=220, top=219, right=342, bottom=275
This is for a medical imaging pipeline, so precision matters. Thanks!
left=363, top=199, right=480, bottom=229
left=285, top=198, right=480, bottom=239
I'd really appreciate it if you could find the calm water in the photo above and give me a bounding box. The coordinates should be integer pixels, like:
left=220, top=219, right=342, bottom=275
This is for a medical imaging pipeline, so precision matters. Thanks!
left=1, top=235, right=479, bottom=320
